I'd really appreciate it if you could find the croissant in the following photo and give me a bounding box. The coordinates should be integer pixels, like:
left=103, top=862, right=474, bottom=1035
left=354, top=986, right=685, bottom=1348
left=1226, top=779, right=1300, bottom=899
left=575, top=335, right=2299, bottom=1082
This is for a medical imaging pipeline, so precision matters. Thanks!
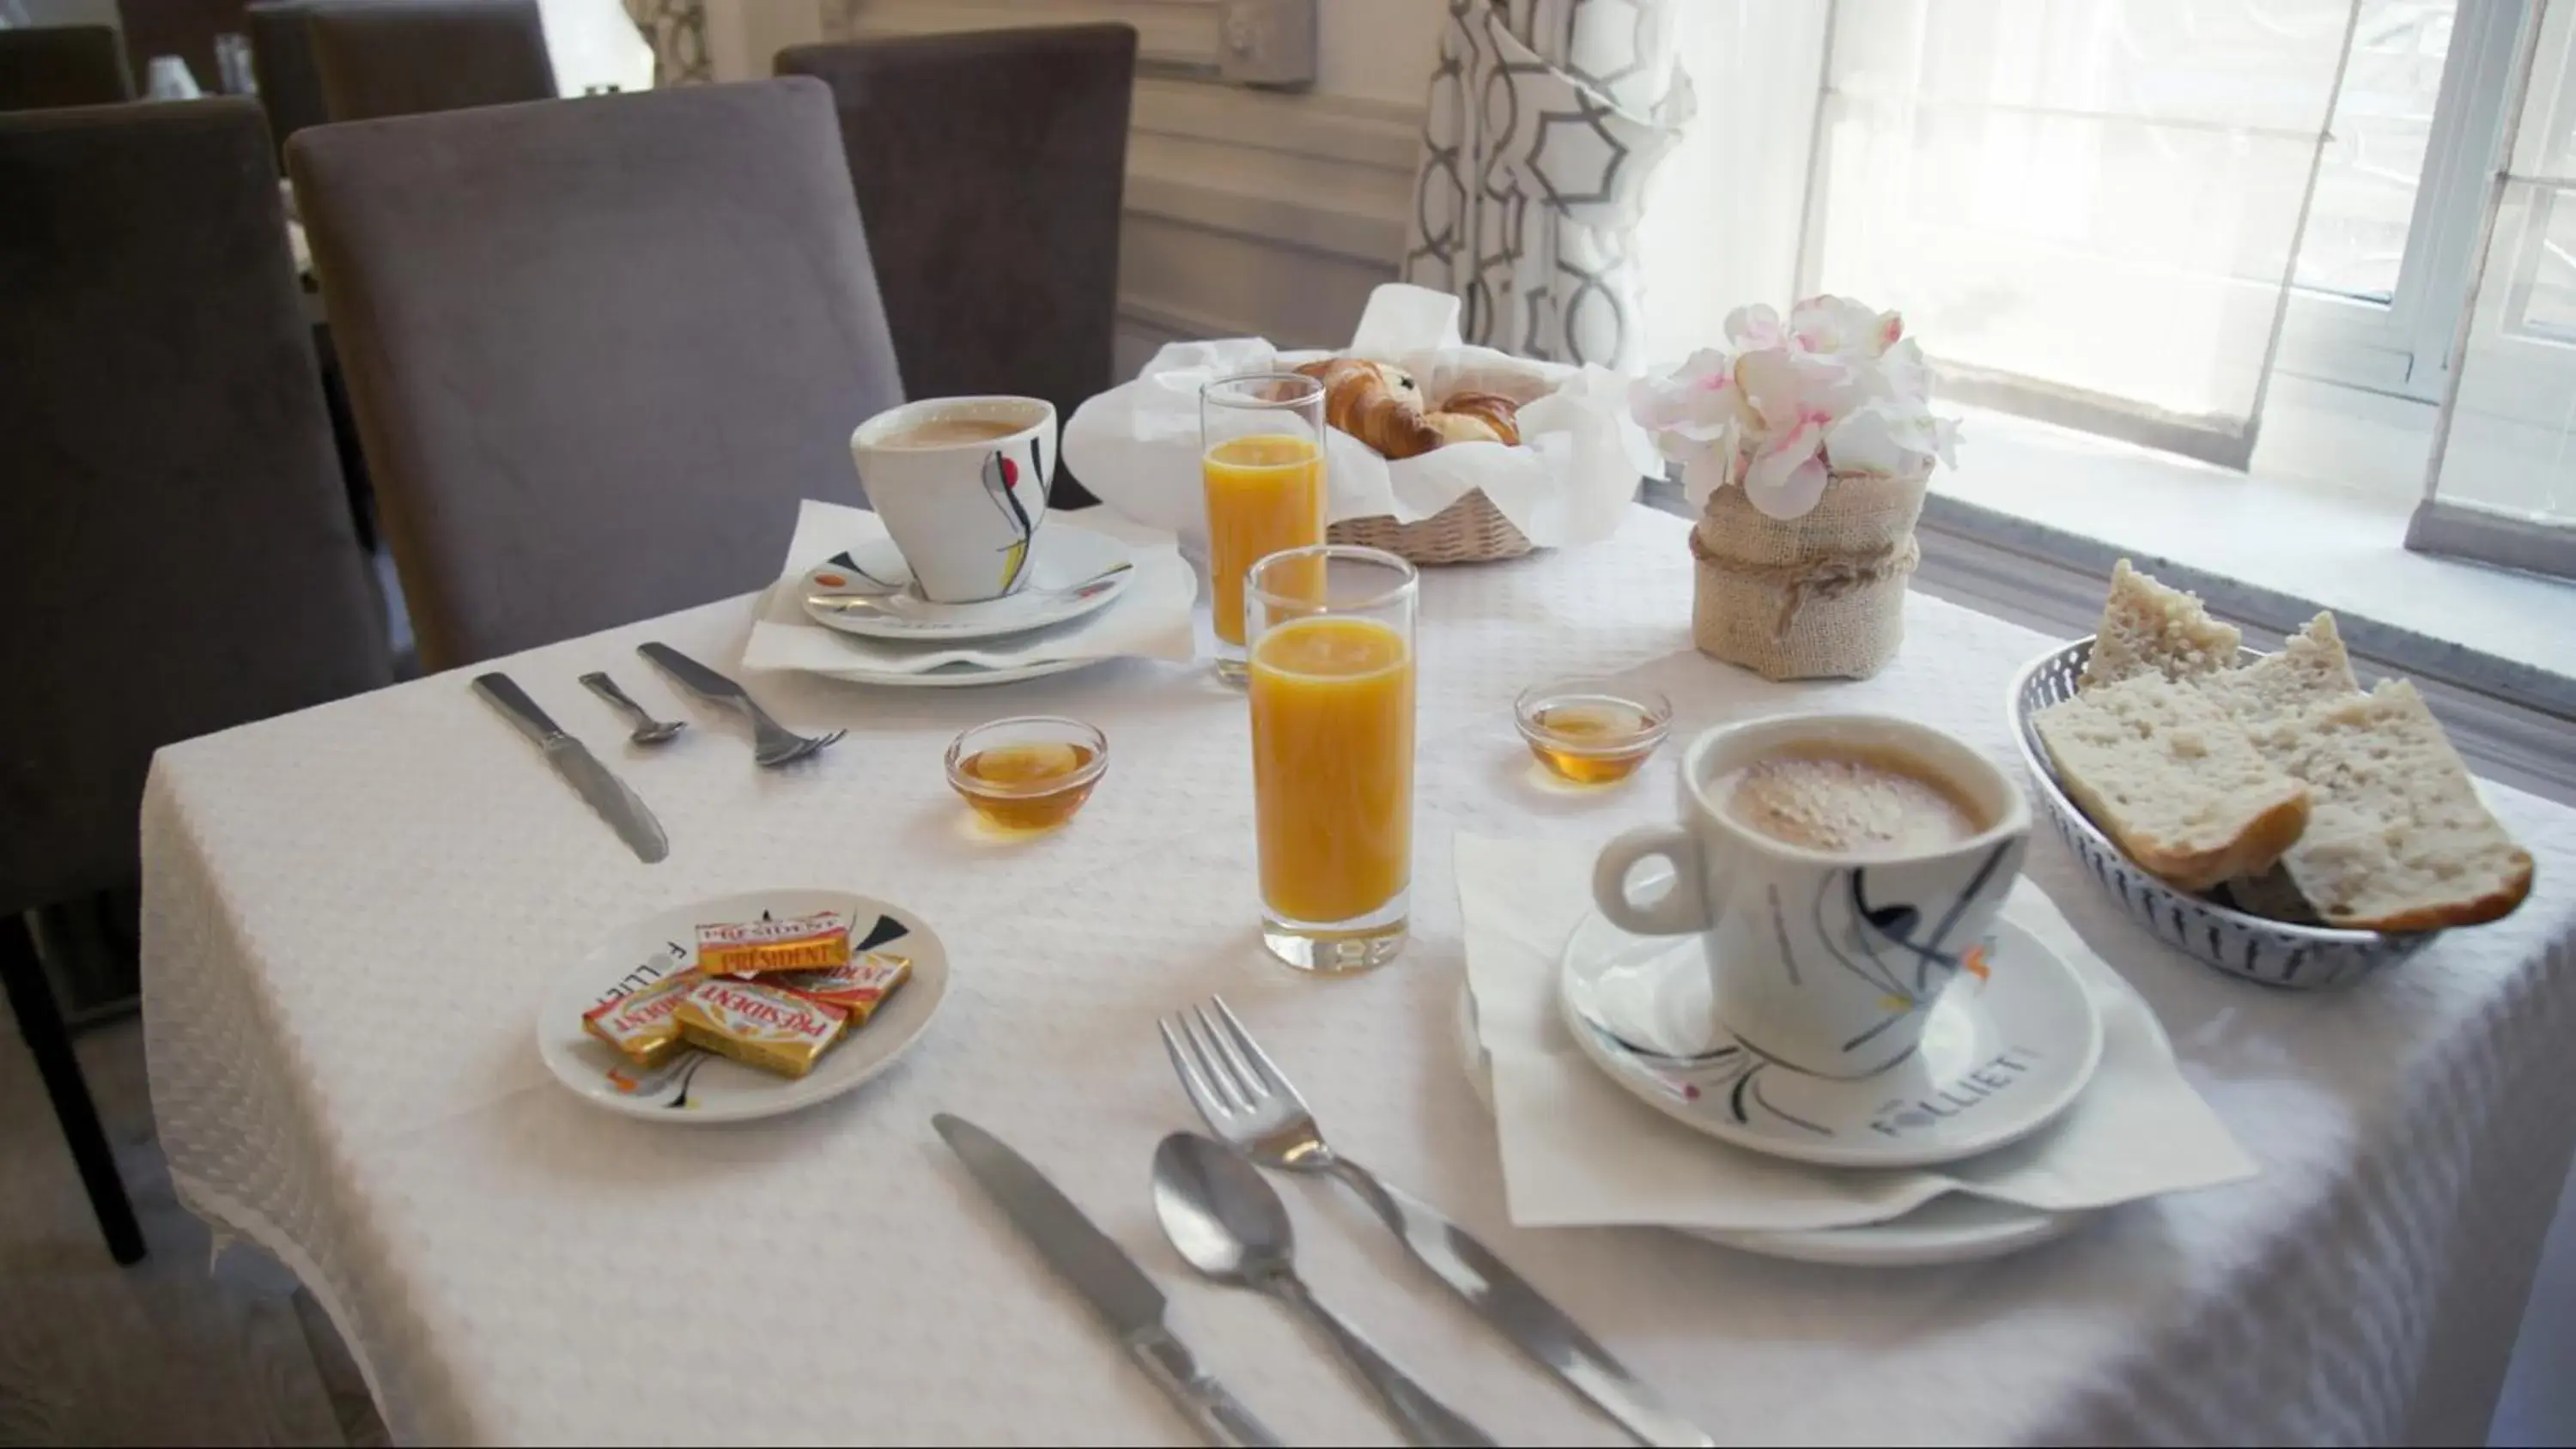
left=1426, top=391, right=1521, bottom=449
left=1291, top=358, right=1520, bottom=460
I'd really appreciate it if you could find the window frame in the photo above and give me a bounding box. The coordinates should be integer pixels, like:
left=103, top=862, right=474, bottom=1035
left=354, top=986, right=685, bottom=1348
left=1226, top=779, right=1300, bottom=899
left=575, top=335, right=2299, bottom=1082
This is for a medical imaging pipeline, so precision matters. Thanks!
left=2271, top=0, right=2526, bottom=402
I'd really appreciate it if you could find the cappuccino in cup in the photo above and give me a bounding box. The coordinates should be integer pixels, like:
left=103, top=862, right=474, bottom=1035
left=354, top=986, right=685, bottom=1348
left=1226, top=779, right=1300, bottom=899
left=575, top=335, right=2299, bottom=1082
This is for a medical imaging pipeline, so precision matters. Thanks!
left=1594, top=714, right=2031, bottom=1078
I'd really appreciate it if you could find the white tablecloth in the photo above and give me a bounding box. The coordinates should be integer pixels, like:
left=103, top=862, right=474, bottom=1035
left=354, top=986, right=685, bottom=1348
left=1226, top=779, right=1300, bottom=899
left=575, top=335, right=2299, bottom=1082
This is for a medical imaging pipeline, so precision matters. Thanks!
left=142, top=508, right=2576, bottom=1446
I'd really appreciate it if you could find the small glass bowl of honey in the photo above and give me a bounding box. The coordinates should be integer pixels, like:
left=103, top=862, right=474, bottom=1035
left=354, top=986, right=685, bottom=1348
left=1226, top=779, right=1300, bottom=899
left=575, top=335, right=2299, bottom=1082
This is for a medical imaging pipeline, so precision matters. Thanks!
left=945, top=717, right=1109, bottom=833
left=1514, top=679, right=1673, bottom=785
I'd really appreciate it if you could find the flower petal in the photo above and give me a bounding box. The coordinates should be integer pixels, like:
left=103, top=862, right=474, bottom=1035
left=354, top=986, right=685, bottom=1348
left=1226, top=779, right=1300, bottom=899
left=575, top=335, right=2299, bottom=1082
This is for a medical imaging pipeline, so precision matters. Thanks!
left=1742, top=416, right=1831, bottom=518
left=1787, top=295, right=1886, bottom=356
left=1630, top=348, right=1745, bottom=438
left=1823, top=407, right=1906, bottom=476
left=1736, top=347, right=1865, bottom=430
left=1724, top=304, right=1783, bottom=352
left=1878, top=336, right=1931, bottom=405
left=1680, top=446, right=1741, bottom=508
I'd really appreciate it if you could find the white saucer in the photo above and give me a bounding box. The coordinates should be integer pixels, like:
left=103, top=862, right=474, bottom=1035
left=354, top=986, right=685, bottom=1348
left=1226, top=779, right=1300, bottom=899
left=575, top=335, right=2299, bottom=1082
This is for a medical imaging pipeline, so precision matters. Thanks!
left=1449, top=985, right=2092, bottom=1267
left=537, top=888, right=948, bottom=1124
left=1560, top=908, right=2105, bottom=1170
left=803, top=530, right=1133, bottom=641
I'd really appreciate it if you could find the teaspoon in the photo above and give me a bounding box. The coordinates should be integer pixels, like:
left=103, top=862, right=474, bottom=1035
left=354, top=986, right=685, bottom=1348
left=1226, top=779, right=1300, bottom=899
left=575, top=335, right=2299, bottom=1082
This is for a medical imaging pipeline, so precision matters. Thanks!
left=1151, top=1132, right=1495, bottom=1447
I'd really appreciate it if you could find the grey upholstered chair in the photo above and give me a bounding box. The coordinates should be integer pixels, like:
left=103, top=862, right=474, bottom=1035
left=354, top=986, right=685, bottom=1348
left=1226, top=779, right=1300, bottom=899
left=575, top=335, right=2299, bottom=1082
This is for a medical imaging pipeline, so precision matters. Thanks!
left=0, top=24, right=132, bottom=111
left=0, top=99, right=395, bottom=1264
left=289, top=79, right=905, bottom=669
left=247, top=0, right=330, bottom=160
left=776, top=25, right=1136, bottom=508
left=309, top=0, right=554, bottom=124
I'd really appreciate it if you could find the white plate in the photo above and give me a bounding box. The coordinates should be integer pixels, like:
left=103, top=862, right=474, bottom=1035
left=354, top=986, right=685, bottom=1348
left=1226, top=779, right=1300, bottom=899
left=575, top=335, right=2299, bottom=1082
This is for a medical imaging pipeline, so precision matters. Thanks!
left=1449, top=985, right=2091, bottom=1267
left=1561, top=908, right=2105, bottom=1169
left=802, top=530, right=1133, bottom=641
left=811, top=654, right=1104, bottom=689
left=537, top=888, right=948, bottom=1123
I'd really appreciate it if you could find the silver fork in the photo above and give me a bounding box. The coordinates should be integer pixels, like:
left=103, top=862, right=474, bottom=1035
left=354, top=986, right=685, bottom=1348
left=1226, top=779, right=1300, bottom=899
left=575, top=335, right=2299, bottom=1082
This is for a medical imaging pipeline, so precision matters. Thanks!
left=635, top=641, right=842, bottom=767
left=1161, top=997, right=1713, bottom=1449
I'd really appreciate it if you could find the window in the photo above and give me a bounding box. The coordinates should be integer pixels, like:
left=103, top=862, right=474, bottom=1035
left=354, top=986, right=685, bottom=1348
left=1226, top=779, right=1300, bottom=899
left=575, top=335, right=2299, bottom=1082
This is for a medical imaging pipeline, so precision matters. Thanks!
left=1645, top=0, right=2576, bottom=580
left=1797, top=0, right=2362, bottom=468
left=2275, top=0, right=2517, bottom=402
left=2412, top=0, right=2576, bottom=577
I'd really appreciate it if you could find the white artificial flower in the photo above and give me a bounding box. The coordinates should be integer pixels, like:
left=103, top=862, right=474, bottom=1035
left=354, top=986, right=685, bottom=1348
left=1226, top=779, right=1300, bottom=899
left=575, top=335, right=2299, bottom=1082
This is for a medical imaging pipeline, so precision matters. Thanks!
left=1786, top=295, right=1904, bottom=358
left=1627, top=294, right=1958, bottom=519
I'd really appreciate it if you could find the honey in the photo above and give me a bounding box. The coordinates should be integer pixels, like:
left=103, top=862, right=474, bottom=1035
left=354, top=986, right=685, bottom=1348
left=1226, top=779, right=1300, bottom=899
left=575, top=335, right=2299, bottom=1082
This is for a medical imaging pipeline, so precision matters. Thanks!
left=951, top=741, right=1103, bottom=832
left=1514, top=682, right=1671, bottom=787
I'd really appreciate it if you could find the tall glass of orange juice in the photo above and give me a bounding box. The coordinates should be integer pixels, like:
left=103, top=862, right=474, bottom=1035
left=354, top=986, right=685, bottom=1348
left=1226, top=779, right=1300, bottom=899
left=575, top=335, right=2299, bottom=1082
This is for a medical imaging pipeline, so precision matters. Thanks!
left=1200, top=372, right=1327, bottom=682
left=1245, top=545, right=1418, bottom=973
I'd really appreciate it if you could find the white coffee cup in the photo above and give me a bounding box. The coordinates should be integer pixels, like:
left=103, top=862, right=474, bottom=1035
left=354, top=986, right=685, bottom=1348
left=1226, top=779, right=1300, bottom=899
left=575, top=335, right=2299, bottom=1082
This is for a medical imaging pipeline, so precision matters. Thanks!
left=1591, top=714, right=2032, bottom=1079
left=849, top=396, right=1058, bottom=604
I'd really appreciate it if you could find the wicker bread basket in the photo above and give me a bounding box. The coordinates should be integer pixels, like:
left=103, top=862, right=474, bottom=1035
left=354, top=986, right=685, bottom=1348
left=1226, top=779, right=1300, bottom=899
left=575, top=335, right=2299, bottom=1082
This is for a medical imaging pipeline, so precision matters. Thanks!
left=1327, top=489, right=1533, bottom=565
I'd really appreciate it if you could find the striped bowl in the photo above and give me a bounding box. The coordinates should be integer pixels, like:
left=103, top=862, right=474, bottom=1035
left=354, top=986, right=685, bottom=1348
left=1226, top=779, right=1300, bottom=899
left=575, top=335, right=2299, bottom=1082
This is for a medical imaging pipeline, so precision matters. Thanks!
left=2007, top=638, right=2434, bottom=990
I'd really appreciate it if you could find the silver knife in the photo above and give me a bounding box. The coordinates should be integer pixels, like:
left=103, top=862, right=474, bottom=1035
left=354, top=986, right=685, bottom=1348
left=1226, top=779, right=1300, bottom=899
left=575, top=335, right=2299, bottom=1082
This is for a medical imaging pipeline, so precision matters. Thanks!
left=932, top=1113, right=1280, bottom=1449
left=472, top=673, right=669, bottom=864
left=1330, top=1167, right=1712, bottom=1447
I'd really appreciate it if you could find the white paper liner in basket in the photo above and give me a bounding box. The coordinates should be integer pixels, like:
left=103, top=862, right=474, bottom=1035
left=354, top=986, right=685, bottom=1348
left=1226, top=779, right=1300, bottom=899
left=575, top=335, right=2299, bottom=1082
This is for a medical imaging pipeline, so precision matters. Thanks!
left=1061, top=283, right=1658, bottom=552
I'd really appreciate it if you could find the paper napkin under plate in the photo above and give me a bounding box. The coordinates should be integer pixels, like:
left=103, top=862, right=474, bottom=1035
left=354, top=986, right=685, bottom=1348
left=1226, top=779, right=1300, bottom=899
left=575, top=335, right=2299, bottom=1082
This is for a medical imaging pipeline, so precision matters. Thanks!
left=1457, top=834, right=2257, bottom=1234
left=739, top=500, right=1197, bottom=676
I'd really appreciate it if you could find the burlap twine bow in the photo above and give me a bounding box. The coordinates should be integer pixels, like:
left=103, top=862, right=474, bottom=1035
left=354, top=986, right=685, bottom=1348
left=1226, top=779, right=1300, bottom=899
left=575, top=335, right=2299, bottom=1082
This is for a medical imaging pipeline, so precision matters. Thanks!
left=1688, top=469, right=1929, bottom=680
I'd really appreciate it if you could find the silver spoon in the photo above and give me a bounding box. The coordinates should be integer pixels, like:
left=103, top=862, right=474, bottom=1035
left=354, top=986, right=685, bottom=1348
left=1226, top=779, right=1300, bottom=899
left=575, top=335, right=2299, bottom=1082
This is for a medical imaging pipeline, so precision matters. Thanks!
left=1151, top=1133, right=1496, bottom=1448
left=806, top=561, right=1134, bottom=616
left=580, top=671, right=684, bottom=746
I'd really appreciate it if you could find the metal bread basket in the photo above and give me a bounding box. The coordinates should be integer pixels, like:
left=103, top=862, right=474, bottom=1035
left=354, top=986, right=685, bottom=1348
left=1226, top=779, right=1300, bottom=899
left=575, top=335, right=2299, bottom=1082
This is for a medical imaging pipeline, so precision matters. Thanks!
left=2007, top=637, right=2435, bottom=990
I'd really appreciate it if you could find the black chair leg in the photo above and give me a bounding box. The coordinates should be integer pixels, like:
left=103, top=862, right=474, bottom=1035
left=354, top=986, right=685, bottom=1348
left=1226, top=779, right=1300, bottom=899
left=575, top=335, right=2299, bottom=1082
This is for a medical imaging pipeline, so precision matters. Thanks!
left=2, top=912, right=145, bottom=1264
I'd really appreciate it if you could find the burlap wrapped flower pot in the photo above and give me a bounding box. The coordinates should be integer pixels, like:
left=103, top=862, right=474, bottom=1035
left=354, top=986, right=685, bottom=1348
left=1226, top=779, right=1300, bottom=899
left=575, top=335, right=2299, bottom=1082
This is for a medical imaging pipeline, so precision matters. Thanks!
left=1689, top=469, right=1928, bottom=681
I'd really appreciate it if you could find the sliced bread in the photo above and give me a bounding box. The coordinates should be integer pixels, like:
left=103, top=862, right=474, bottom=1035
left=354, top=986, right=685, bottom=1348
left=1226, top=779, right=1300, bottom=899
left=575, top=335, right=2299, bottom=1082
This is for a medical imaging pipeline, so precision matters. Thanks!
left=2242, top=681, right=2535, bottom=931
left=2198, top=612, right=2361, bottom=721
left=2032, top=672, right=2312, bottom=891
left=2198, top=612, right=2364, bottom=923
left=2079, top=559, right=2244, bottom=690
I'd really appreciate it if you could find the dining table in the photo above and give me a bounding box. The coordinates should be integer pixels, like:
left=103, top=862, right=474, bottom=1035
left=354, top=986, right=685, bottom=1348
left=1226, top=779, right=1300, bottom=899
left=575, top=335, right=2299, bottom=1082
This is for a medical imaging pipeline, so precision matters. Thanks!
left=140, top=505, right=2576, bottom=1446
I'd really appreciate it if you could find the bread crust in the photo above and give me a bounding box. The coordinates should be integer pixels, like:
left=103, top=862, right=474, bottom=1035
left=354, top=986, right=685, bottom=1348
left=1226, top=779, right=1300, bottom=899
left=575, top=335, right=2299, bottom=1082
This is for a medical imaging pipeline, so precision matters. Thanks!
left=2057, top=773, right=2308, bottom=893
left=2331, top=849, right=2534, bottom=932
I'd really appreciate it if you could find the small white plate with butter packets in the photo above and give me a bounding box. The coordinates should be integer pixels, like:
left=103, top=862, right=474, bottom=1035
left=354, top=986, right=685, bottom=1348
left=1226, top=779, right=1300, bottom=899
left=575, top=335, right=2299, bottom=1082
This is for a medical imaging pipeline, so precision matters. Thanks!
left=537, top=888, right=947, bottom=1124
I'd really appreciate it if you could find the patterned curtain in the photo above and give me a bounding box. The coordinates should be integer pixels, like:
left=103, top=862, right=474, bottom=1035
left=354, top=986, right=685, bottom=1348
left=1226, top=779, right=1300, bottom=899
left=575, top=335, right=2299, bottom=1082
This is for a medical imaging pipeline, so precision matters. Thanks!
left=625, top=0, right=711, bottom=85
left=1400, top=0, right=1695, bottom=369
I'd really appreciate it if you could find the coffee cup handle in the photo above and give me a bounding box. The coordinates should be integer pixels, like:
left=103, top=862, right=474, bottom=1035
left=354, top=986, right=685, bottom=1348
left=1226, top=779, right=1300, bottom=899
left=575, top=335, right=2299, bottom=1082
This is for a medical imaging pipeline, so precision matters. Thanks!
left=1592, top=827, right=1713, bottom=936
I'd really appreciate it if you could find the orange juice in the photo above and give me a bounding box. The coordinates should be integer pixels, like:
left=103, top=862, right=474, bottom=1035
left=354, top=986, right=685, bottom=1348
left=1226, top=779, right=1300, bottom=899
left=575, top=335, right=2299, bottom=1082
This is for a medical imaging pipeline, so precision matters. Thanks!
left=1249, top=615, right=1414, bottom=923
left=1203, top=433, right=1327, bottom=646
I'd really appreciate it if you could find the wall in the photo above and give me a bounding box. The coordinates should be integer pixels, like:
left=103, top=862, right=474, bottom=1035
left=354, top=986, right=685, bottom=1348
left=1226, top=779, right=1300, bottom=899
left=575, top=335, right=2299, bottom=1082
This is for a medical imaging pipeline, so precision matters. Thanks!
left=700, top=0, right=1442, bottom=375
left=2, top=0, right=118, bottom=27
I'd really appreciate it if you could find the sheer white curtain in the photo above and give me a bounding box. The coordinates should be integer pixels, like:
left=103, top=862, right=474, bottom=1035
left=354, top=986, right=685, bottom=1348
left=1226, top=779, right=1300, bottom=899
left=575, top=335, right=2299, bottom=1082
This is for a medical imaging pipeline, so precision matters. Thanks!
left=2414, top=0, right=2576, bottom=579
left=1794, top=0, right=2359, bottom=467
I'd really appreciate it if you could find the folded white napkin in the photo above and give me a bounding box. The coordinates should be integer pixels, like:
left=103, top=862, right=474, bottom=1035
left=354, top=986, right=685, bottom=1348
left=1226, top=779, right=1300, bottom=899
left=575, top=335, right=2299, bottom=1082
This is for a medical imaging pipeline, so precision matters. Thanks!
left=1457, top=834, right=2257, bottom=1233
left=739, top=500, right=1197, bottom=677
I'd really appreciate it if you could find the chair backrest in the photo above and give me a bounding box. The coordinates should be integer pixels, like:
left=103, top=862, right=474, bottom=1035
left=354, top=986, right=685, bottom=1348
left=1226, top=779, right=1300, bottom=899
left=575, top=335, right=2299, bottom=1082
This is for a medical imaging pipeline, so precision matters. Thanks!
left=309, top=0, right=553, bottom=123
left=247, top=1, right=328, bottom=159
left=0, top=99, right=393, bottom=916
left=289, top=78, right=905, bottom=669
left=0, top=25, right=132, bottom=112
left=776, top=25, right=1135, bottom=506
